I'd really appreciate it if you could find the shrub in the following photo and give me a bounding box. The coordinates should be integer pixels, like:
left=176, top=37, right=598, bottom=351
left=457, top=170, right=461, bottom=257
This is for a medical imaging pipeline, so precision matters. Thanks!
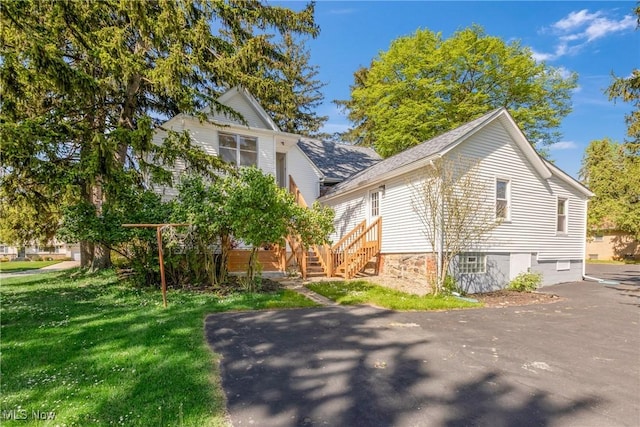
left=442, top=275, right=463, bottom=295
left=507, top=271, right=542, bottom=292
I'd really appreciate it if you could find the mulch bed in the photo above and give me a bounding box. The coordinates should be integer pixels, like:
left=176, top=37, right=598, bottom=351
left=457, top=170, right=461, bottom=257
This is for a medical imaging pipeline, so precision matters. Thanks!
left=472, top=290, right=562, bottom=308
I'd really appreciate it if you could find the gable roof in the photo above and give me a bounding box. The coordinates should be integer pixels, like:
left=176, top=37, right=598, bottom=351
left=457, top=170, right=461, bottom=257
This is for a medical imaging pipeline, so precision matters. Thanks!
left=320, top=108, right=592, bottom=200
left=212, top=86, right=280, bottom=131
left=297, top=139, right=381, bottom=182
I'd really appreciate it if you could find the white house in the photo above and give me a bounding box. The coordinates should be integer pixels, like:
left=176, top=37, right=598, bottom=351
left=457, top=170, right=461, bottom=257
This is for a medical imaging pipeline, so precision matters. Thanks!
left=318, top=108, right=594, bottom=293
left=153, top=87, right=378, bottom=204
left=154, top=88, right=592, bottom=291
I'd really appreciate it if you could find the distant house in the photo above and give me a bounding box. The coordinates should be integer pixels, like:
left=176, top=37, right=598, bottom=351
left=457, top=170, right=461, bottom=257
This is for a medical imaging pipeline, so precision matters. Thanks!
left=586, top=230, right=639, bottom=261
left=0, top=240, right=80, bottom=261
left=154, top=88, right=593, bottom=291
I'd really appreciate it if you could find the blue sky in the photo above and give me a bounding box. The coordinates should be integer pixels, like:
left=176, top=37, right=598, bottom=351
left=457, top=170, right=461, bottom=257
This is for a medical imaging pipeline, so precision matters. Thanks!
left=278, top=1, right=638, bottom=179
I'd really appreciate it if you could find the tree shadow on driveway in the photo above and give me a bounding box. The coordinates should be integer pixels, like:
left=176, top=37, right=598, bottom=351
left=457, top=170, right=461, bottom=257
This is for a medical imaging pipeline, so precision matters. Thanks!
left=205, top=303, right=608, bottom=426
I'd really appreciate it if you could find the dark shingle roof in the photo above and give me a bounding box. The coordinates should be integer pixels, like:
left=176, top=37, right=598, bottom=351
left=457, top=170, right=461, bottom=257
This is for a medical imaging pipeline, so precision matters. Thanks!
left=297, top=139, right=381, bottom=182
left=322, top=108, right=505, bottom=197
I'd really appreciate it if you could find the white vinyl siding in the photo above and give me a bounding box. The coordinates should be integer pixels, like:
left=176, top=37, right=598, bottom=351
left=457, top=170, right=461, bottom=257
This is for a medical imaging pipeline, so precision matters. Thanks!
left=326, top=118, right=587, bottom=261
left=374, top=174, right=433, bottom=253
left=446, top=119, right=587, bottom=260
left=207, top=91, right=273, bottom=129
left=326, top=192, right=367, bottom=244
left=287, top=145, right=322, bottom=205
left=152, top=117, right=279, bottom=200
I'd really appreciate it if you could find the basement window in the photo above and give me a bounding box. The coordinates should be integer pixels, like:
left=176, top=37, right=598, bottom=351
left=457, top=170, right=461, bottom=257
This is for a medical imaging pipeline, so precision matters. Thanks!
left=459, top=253, right=486, bottom=274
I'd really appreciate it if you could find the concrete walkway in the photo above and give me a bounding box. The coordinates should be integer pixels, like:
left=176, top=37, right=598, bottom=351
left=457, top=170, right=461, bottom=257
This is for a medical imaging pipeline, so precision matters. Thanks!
left=0, top=260, right=80, bottom=279
left=278, top=279, right=339, bottom=306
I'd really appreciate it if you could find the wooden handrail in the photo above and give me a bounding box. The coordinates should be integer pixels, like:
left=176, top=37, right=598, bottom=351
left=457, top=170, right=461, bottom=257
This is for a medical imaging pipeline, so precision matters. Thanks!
left=287, top=176, right=381, bottom=279
left=333, top=217, right=382, bottom=279
left=331, top=219, right=367, bottom=252
left=311, top=243, right=333, bottom=277
left=289, top=175, right=308, bottom=208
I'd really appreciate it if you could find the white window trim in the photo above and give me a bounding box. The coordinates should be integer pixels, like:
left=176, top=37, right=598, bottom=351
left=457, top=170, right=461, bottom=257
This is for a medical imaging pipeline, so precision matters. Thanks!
left=556, top=197, right=568, bottom=235
left=368, top=189, right=381, bottom=221
left=218, top=131, right=258, bottom=167
left=495, top=178, right=511, bottom=222
left=459, top=253, right=487, bottom=274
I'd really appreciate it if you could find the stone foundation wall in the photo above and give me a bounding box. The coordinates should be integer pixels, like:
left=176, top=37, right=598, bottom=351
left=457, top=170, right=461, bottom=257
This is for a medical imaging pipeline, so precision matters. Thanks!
left=379, top=253, right=437, bottom=284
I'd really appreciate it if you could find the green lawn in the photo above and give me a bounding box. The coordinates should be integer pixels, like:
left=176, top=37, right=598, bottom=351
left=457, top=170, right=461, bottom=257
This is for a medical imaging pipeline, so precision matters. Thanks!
left=307, top=280, right=482, bottom=310
left=0, top=260, right=61, bottom=272
left=0, top=270, right=318, bottom=426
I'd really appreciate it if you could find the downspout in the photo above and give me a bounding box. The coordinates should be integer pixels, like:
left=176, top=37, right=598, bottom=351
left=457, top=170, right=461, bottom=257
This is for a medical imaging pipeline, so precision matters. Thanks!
left=429, top=154, right=444, bottom=289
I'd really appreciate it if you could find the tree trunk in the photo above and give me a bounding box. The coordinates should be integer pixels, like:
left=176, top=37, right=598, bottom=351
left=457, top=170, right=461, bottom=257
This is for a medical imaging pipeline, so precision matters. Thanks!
left=246, top=247, right=259, bottom=291
left=92, top=243, right=111, bottom=270
left=80, top=241, right=94, bottom=268
left=87, top=176, right=110, bottom=270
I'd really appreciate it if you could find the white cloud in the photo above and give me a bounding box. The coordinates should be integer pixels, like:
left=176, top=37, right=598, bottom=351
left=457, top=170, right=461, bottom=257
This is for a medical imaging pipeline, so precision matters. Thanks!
left=549, top=141, right=578, bottom=151
left=583, top=14, right=636, bottom=42
left=553, top=10, right=602, bottom=32
left=534, top=9, right=635, bottom=62
left=556, top=66, right=574, bottom=79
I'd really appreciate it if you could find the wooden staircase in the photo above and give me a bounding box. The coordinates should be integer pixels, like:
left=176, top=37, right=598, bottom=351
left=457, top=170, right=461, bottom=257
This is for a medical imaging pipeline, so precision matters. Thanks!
left=287, top=176, right=381, bottom=280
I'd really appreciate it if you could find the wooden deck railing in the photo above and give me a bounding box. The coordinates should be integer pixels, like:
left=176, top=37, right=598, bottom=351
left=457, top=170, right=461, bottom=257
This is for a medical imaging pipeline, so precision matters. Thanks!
left=290, top=175, right=308, bottom=208
left=287, top=175, right=381, bottom=279
left=333, top=217, right=382, bottom=279
left=312, top=243, right=333, bottom=277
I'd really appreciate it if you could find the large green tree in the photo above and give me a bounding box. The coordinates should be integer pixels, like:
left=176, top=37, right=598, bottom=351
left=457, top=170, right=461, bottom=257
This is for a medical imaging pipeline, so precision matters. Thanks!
left=337, top=25, right=578, bottom=157
left=606, top=5, right=640, bottom=144
left=0, top=0, right=318, bottom=269
left=580, top=139, right=640, bottom=239
left=252, top=32, right=328, bottom=136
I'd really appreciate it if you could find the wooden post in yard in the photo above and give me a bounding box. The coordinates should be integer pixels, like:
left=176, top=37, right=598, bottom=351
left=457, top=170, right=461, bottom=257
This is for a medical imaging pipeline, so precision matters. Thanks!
left=156, top=227, right=167, bottom=308
left=122, top=223, right=189, bottom=308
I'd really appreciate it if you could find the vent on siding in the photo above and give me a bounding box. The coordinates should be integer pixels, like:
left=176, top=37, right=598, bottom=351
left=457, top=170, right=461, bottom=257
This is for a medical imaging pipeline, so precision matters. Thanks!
left=556, top=260, right=571, bottom=271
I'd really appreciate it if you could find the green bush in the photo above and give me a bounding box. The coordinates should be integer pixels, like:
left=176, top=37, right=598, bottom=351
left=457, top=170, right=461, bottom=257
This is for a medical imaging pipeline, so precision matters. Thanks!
left=507, top=271, right=542, bottom=292
left=442, top=275, right=463, bottom=295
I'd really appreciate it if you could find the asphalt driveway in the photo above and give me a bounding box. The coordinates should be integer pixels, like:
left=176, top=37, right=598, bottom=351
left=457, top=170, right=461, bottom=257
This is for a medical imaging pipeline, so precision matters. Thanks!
left=586, top=263, right=640, bottom=285
left=205, top=281, right=640, bottom=426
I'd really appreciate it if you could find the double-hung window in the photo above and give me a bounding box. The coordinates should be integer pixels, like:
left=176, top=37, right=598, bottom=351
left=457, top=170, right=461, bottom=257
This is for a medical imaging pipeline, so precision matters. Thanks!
left=557, top=198, right=568, bottom=234
left=496, top=179, right=510, bottom=220
left=219, top=132, right=257, bottom=167
left=459, top=253, right=487, bottom=274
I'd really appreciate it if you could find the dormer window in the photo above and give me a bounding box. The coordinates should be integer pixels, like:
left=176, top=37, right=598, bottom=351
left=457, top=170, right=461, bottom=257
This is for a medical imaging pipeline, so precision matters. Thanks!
left=219, top=132, right=257, bottom=167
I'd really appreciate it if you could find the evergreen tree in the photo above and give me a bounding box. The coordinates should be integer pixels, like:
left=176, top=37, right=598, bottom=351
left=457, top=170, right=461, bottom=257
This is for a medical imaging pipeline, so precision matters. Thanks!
left=0, top=0, right=318, bottom=269
left=248, top=33, right=328, bottom=136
